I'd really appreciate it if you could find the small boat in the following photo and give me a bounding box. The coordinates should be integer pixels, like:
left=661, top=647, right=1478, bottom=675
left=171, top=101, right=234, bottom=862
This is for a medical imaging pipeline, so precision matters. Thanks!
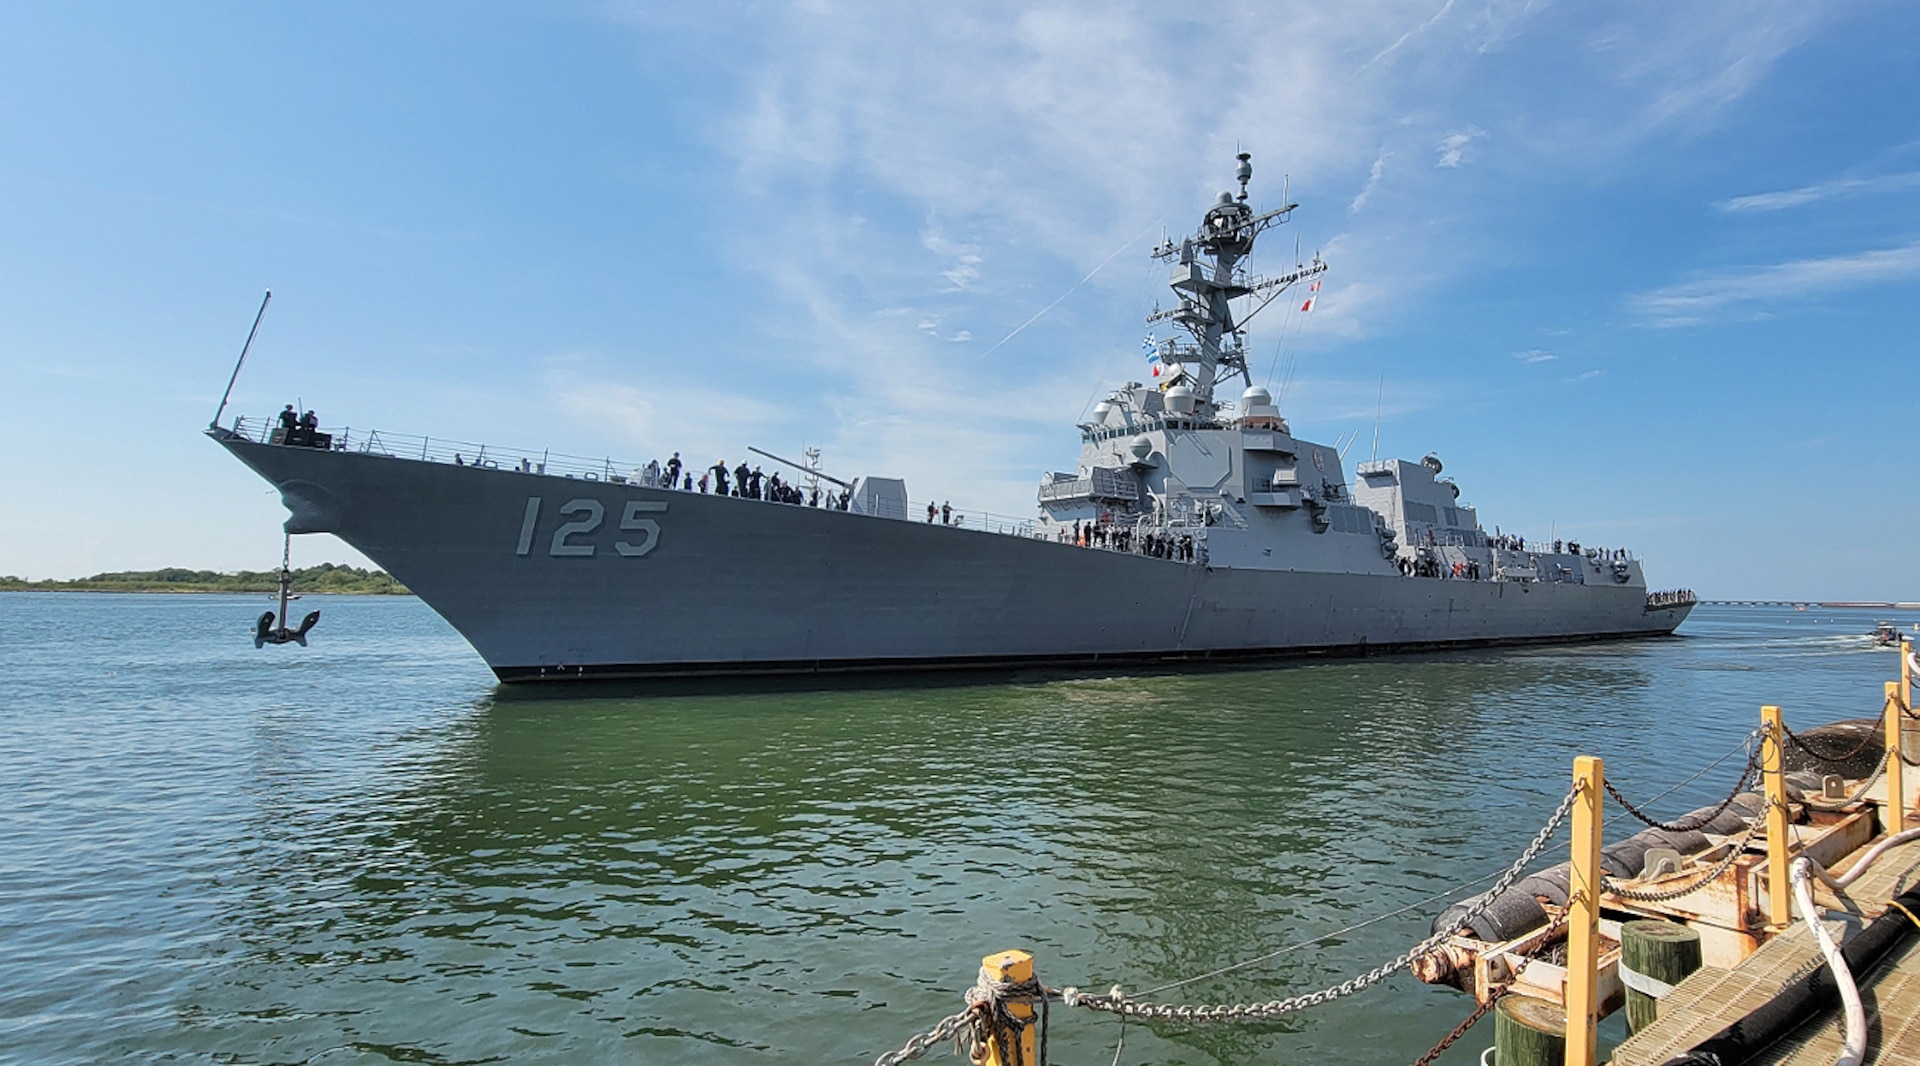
left=1872, top=620, right=1900, bottom=646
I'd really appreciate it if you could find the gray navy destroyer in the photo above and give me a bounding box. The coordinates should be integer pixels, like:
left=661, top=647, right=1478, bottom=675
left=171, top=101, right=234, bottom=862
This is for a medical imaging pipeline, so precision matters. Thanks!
left=208, top=152, right=1695, bottom=681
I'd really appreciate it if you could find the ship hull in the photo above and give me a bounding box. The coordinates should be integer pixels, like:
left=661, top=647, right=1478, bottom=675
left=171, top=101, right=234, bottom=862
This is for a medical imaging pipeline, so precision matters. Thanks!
left=216, top=434, right=1692, bottom=682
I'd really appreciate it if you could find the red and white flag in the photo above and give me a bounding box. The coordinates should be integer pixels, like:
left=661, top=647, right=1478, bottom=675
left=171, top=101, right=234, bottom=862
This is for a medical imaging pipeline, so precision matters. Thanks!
left=1301, top=278, right=1321, bottom=313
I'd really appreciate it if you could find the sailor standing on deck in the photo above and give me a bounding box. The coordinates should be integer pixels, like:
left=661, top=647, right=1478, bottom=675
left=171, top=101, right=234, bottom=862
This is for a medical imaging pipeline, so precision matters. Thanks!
left=710, top=461, right=729, bottom=496
left=664, top=453, right=682, bottom=487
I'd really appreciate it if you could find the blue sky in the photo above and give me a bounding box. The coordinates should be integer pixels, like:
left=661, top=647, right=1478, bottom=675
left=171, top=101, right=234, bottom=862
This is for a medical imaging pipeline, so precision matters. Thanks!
left=1, top=2, right=1914, bottom=600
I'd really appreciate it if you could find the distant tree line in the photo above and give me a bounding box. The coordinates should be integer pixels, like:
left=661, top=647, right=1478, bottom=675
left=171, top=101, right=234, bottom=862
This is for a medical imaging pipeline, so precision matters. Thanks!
left=0, top=563, right=410, bottom=595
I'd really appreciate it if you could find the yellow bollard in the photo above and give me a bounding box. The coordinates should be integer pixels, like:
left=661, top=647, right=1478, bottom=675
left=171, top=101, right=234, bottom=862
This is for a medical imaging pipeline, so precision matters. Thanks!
left=1566, top=755, right=1603, bottom=1066
left=973, top=950, right=1035, bottom=1066
left=1762, top=706, right=1791, bottom=929
left=1887, top=682, right=1906, bottom=835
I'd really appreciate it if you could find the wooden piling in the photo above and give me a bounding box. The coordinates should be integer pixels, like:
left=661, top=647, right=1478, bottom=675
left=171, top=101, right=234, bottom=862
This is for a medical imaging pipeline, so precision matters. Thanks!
left=974, top=950, right=1034, bottom=1066
left=1566, top=755, right=1603, bottom=1066
left=1497, top=995, right=1566, bottom=1066
left=1887, top=682, right=1906, bottom=835
left=1620, top=920, right=1702, bottom=1034
left=1762, top=705, right=1791, bottom=929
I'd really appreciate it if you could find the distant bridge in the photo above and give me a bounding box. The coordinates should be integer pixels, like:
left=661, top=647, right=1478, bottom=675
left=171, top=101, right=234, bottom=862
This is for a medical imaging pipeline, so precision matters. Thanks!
left=1700, top=600, right=1920, bottom=609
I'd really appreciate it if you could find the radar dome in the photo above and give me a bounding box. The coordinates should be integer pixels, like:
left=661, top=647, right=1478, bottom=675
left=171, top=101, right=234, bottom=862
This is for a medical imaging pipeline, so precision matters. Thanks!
left=1215, top=191, right=1234, bottom=206
left=1166, top=384, right=1197, bottom=415
left=1092, top=401, right=1113, bottom=423
left=1422, top=453, right=1444, bottom=475
left=1242, top=385, right=1273, bottom=407
left=1129, top=435, right=1154, bottom=462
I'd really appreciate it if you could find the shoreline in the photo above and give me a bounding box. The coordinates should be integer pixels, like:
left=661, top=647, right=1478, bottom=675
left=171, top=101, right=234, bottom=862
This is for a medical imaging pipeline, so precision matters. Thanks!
left=0, top=586, right=415, bottom=596
left=0, top=565, right=409, bottom=596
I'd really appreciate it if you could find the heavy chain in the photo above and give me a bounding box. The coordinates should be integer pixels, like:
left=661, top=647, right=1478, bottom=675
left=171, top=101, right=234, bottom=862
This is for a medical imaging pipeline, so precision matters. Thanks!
left=1781, top=721, right=1883, bottom=765
left=873, top=1008, right=974, bottom=1066
left=873, top=974, right=1051, bottom=1066
left=1062, top=784, right=1580, bottom=1024
left=1409, top=916, right=1569, bottom=1066
left=1604, top=743, right=1760, bottom=833
left=1411, top=994, right=1495, bottom=1066
left=1602, top=818, right=1763, bottom=903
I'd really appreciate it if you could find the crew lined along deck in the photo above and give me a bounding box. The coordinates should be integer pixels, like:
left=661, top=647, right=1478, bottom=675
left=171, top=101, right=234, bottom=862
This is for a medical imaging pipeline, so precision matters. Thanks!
left=228, top=411, right=1696, bottom=597
left=873, top=640, right=1920, bottom=1066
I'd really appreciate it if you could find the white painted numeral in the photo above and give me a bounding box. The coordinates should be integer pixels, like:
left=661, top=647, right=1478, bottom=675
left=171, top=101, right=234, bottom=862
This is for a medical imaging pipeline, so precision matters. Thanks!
left=519, top=496, right=665, bottom=559
left=516, top=497, right=542, bottom=556
left=616, top=500, right=667, bottom=557
left=548, top=499, right=604, bottom=557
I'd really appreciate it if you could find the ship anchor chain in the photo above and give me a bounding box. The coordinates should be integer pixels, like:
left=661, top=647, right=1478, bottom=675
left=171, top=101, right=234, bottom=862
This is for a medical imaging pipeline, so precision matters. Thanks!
left=255, top=532, right=321, bottom=648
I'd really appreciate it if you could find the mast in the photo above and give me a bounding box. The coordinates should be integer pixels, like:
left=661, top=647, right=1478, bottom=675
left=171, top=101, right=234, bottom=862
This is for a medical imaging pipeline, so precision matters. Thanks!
left=1146, top=153, right=1325, bottom=414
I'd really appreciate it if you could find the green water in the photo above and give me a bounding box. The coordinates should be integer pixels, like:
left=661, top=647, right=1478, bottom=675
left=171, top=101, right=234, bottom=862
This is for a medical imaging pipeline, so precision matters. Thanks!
left=1, top=594, right=1911, bottom=1064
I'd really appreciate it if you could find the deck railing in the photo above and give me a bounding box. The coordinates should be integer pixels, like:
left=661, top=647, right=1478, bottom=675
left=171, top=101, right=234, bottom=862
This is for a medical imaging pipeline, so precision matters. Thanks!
left=228, top=414, right=1057, bottom=541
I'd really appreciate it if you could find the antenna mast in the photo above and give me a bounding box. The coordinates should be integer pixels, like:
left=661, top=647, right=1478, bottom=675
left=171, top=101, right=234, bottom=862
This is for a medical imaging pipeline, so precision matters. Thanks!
left=211, top=290, right=272, bottom=430
left=1371, top=375, right=1383, bottom=462
left=1144, top=153, right=1325, bottom=413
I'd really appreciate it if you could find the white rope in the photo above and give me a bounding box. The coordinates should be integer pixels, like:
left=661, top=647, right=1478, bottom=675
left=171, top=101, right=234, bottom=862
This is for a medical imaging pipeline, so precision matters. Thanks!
left=1782, top=827, right=1920, bottom=1066
left=1790, top=857, right=1866, bottom=1066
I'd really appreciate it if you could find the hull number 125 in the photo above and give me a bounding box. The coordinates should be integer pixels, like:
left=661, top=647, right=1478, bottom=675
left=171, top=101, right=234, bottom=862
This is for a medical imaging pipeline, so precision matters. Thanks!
left=515, top=496, right=666, bottom=558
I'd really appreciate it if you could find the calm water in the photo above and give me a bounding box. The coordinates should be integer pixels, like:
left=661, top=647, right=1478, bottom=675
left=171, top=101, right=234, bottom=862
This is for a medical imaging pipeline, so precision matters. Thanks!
left=1, top=595, right=1913, bottom=1066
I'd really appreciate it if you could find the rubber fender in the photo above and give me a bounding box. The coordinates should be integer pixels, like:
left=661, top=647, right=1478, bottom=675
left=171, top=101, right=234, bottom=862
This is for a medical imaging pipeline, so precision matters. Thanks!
left=1432, top=787, right=1783, bottom=948
left=1438, top=886, right=1551, bottom=945
left=1603, top=839, right=1650, bottom=879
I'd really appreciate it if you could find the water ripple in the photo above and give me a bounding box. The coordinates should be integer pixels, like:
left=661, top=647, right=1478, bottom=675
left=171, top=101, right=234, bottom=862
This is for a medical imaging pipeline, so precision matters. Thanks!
left=0, top=594, right=1910, bottom=1064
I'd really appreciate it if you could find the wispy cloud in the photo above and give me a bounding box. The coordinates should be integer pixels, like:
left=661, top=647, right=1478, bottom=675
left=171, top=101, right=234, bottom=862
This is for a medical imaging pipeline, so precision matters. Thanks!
left=1350, top=151, right=1388, bottom=213
left=1436, top=127, right=1486, bottom=168
left=1715, top=170, right=1920, bottom=213
left=1359, top=0, right=1458, bottom=74
left=1568, top=368, right=1602, bottom=382
left=1630, top=240, right=1920, bottom=326
left=599, top=1, right=1851, bottom=511
left=1610, top=4, right=1830, bottom=132
left=922, top=226, right=984, bottom=290
left=1514, top=348, right=1557, bottom=363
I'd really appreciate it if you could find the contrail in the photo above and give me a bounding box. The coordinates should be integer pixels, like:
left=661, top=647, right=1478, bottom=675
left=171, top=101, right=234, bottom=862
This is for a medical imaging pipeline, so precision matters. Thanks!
left=983, top=219, right=1163, bottom=357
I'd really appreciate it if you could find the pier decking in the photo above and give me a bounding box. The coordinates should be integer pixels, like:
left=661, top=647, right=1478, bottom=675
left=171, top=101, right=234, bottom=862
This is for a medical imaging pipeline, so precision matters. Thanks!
left=1613, top=834, right=1920, bottom=1066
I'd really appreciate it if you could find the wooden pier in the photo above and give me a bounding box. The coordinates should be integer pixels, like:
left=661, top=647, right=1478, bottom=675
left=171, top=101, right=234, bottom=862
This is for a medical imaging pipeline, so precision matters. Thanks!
left=1419, top=640, right=1920, bottom=1066
left=1611, top=831, right=1920, bottom=1065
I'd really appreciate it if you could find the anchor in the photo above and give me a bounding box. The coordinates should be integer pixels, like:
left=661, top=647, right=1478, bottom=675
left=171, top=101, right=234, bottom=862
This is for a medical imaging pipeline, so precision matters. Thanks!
left=255, top=533, right=321, bottom=647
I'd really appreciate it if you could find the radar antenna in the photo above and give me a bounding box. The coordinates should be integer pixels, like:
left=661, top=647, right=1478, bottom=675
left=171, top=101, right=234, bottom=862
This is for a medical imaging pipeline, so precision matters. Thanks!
left=1146, top=153, right=1327, bottom=414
